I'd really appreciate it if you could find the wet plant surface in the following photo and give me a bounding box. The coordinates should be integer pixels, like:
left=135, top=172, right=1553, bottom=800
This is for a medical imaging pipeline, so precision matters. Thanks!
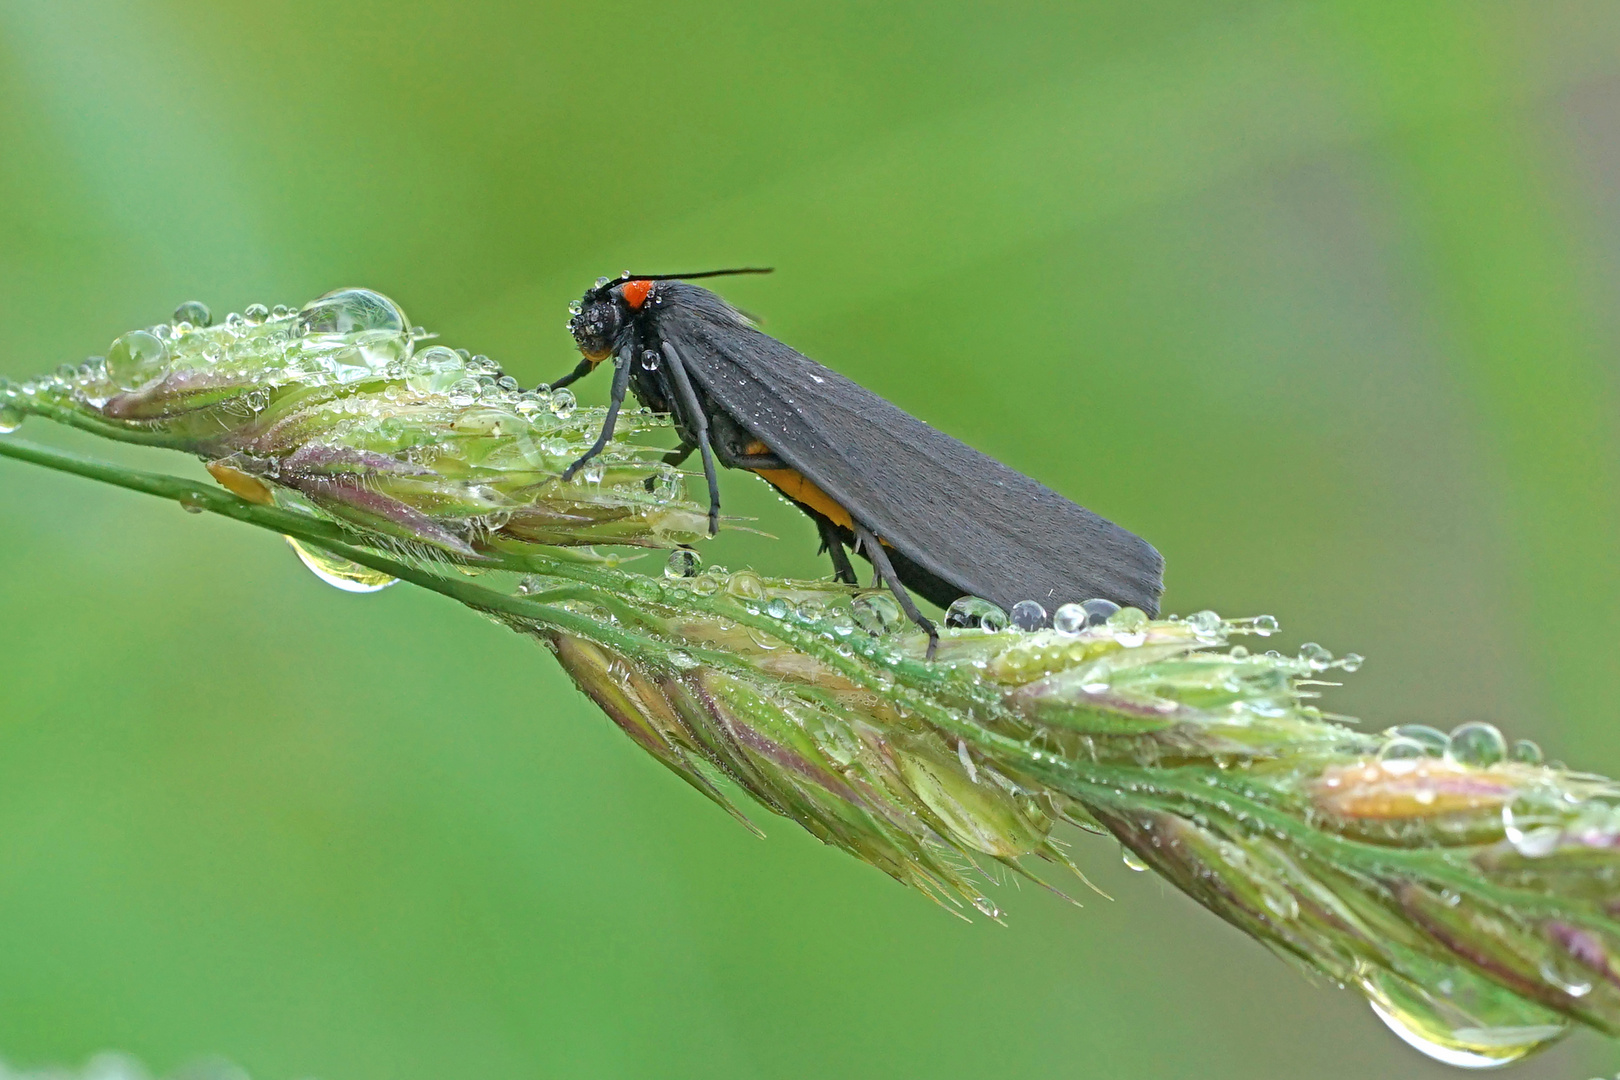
left=5, top=290, right=1620, bottom=1069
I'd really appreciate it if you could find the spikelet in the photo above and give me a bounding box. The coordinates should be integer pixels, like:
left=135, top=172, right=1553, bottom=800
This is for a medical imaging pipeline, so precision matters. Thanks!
left=5, top=289, right=1620, bottom=1068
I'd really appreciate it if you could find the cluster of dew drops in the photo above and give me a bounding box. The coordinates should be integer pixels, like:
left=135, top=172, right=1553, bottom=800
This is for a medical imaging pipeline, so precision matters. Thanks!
left=590, top=545, right=1603, bottom=1073
left=0, top=288, right=594, bottom=435
left=0, top=289, right=687, bottom=594
left=943, top=592, right=1368, bottom=684
left=631, top=547, right=1368, bottom=678
left=1344, top=718, right=1567, bottom=860
left=1368, top=713, right=1610, bottom=869
left=12, top=292, right=1551, bottom=792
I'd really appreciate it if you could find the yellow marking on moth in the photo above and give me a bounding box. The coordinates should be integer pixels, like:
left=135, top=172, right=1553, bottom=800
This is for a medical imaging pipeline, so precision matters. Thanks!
left=744, top=439, right=857, bottom=531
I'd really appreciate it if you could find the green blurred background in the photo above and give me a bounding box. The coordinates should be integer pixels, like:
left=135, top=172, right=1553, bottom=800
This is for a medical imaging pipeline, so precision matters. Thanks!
left=2, top=2, right=1619, bottom=1077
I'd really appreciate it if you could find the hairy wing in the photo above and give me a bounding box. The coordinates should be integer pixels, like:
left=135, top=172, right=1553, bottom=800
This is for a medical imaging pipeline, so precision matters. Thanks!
left=654, top=284, right=1163, bottom=615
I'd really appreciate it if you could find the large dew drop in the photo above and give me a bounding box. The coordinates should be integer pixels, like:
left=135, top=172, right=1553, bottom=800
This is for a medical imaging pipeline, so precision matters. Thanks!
left=285, top=537, right=398, bottom=593
left=1356, top=963, right=1568, bottom=1068
left=106, top=329, right=170, bottom=390
left=299, top=287, right=408, bottom=336
left=298, top=288, right=413, bottom=380
left=945, top=596, right=1008, bottom=631
left=852, top=591, right=903, bottom=634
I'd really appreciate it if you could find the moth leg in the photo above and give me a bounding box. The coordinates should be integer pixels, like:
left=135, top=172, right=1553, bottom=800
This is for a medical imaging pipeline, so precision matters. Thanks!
left=851, top=520, right=938, bottom=659
left=661, top=441, right=697, bottom=468
left=696, top=433, right=721, bottom=536
left=702, top=413, right=785, bottom=472
left=661, top=340, right=721, bottom=535
left=561, top=347, right=632, bottom=481
left=646, top=438, right=697, bottom=493
left=545, top=357, right=597, bottom=391
left=815, top=515, right=858, bottom=585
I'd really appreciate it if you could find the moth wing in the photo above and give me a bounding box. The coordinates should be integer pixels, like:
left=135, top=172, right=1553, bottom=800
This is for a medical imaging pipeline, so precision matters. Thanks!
left=655, top=285, right=1163, bottom=614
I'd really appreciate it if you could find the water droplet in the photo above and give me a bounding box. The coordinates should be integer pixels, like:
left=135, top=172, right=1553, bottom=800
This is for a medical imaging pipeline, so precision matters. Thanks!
left=944, top=596, right=1008, bottom=631
left=106, top=329, right=170, bottom=390
left=726, top=570, right=767, bottom=601
left=1121, top=848, right=1148, bottom=871
left=1539, top=953, right=1594, bottom=998
left=1299, top=642, right=1332, bottom=670
left=664, top=548, right=702, bottom=579
left=1501, top=794, right=1563, bottom=857
left=641, top=349, right=661, bottom=370
left=551, top=388, right=577, bottom=419
left=179, top=493, right=207, bottom=514
left=1510, top=739, right=1544, bottom=765
left=516, top=575, right=545, bottom=595
left=496, top=375, right=519, bottom=392
left=1081, top=598, right=1122, bottom=627
left=243, top=303, right=270, bottom=324
left=647, top=463, right=684, bottom=501
left=1261, top=885, right=1299, bottom=921
left=285, top=536, right=398, bottom=593
left=1356, top=963, right=1569, bottom=1068
left=627, top=576, right=662, bottom=602
left=1394, top=725, right=1449, bottom=756
left=1449, top=722, right=1507, bottom=767
left=405, top=345, right=471, bottom=394
left=1379, top=736, right=1429, bottom=762
left=1107, top=605, right=1149, bottom=646
left=1187, top=609, right=1223, bottom=635
left=1051, top=602, right=1088, bottom=634
left=851, top=592, right=902, bottom=634
left=297, top=288, right=412, bottom=377
left=171, top=300, right=212, bottom=327
left=765, top=597, right=793, bottom=620
left=0, top=401, right=23, bottom=433
left=581, top=462, right=605, bottom=485
left=1339, top=652, right=1364, bottom=673
left=299, top=287, right=408, bottom=337
left=1105, top=605, right=1147, bottom=630
left=1009, top=600, right=1047, bottom=631
left=447, top=377, right=480, bottom=407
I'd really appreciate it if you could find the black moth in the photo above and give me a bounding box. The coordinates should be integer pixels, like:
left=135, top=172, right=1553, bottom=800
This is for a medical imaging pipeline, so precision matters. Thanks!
left=550, top=269, right=1163, bottom=657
